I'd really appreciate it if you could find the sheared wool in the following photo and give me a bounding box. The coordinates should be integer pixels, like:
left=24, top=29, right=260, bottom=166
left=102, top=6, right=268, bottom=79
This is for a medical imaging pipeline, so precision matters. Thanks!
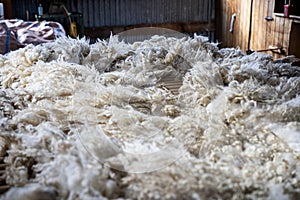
left=0, top=35, right=299, bottom=200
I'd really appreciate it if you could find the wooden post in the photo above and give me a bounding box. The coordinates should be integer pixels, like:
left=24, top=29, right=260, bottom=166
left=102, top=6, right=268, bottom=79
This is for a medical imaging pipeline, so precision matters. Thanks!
left=2, top=0, right=12, bottom=19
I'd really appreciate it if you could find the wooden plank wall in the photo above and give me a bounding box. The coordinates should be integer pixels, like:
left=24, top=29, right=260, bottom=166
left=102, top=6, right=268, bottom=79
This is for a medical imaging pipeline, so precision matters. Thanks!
left=272, top=15, right=293, bottom=59
left=219, top=0, right=251, bottom=51
left=219, top=0, right=293, bottom=59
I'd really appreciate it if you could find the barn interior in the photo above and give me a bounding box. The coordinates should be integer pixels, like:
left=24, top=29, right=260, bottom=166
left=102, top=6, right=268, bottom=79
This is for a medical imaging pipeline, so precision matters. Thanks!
left=0, top=0, right=300, bottom=199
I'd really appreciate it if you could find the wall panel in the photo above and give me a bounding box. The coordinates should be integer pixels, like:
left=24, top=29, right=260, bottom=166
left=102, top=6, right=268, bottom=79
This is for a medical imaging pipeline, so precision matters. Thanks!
left=219, top=0, right=296, bottom=59
left=73, top=0, right=215, bottom=28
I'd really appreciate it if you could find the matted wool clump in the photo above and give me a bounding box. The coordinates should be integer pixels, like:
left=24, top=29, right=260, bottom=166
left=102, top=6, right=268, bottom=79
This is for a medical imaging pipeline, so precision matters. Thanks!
left=0, top=35, right=300, bottom=200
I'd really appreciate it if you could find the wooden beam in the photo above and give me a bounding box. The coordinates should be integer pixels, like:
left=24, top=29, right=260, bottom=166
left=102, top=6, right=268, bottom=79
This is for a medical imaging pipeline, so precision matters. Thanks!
left=2, top=0, right=12, bottom=19
left=84, top=22, right=215, bottom=40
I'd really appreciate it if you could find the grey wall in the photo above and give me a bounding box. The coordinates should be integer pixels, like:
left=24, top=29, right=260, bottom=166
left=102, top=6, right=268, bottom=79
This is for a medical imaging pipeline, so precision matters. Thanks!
left=74, top=0, right=215, bottom=28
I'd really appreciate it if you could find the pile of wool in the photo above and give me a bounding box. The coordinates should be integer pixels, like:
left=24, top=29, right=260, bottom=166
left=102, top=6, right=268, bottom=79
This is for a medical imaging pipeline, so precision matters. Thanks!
left=0, top=34, right=299, bottom=200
